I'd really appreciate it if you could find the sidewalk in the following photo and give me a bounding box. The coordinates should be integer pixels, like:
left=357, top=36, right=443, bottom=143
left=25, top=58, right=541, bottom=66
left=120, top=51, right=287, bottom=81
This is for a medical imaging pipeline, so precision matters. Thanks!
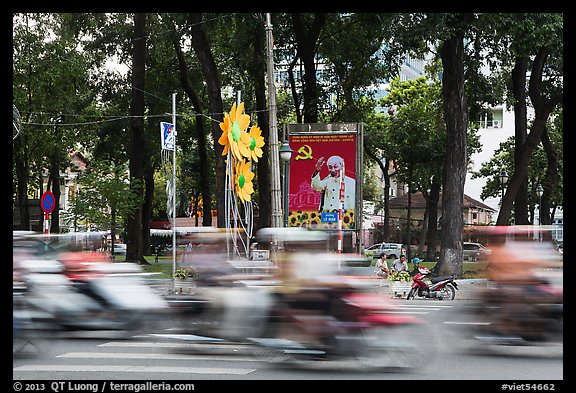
left=367, top=277, right=487, bottom=301
left=149, top=269, right=487, bottom=301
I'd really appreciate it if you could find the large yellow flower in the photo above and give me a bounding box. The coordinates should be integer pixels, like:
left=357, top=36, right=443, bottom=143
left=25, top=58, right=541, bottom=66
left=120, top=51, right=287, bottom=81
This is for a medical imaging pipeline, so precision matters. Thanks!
left=247, top=125, right=265, bottom=162
left=218, top=102, right=252, bottom=161
left=235, top=159, right=255, bottom=203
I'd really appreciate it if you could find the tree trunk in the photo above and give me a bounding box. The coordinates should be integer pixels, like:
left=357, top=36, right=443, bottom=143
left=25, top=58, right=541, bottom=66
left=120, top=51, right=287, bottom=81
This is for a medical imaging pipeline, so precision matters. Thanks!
left=142, top=161, right=154, bottom=255
left=425, top=178, right=441, bottom=262
left=14, top=134, right=30, bottom=230
left=497, top=47, right=563, bottom=226
left=511, top=56, right=530, bottom=224
left=540, top=127, right=558, bottom=225
left=189, top=13, right=226, bottom=228
left=291, top=13, right=327, bottom=124
left=126, top=12, right=147, bottom=264
left=172, top=31, right=213, bottom=227
left=437, top=18, right=470, bottom=277
left=287, top=56, right=302, bottom=124
left=364, top=148, right=392, bottom=241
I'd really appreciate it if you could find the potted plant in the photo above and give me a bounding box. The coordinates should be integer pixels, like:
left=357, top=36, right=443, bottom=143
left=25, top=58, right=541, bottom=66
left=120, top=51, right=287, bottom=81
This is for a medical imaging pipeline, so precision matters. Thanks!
left=173, top=267, right=198, bottom=294
left=388, top=271, right=412, bottom=298
left=173, top=267, right=197, bottom=280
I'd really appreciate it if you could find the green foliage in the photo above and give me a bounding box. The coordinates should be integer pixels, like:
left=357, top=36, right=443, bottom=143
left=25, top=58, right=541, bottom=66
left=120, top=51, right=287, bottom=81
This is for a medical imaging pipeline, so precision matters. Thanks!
left=388, top=271, right=412, bottom=282
left=173, top=267, right=198, bottom=280
left=71, top=159, right=142, bottom=232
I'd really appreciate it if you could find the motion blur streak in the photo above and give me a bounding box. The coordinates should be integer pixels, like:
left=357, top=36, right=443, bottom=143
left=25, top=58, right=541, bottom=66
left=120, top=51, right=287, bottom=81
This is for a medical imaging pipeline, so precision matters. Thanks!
left=462, top=226, right=563, bottom=349
left=13, top=232, right=170, bottom=357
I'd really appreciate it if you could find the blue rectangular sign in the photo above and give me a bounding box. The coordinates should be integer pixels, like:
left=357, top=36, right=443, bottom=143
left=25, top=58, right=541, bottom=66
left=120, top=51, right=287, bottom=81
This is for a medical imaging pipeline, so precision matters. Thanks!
left=321, top=212, right=339, bottom=223
left=160, top=122, right=175, bottom=151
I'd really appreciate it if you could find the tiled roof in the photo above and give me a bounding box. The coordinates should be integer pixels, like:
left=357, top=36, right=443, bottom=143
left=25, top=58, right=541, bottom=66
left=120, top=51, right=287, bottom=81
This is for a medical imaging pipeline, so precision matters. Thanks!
left=389, top=192, right=496, bottom=212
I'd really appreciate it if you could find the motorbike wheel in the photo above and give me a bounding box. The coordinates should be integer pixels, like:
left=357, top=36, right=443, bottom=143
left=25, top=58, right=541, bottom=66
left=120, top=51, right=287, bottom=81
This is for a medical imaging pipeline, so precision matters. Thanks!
left=406, top=287, right=418, bottom=300
left=440, top=284, right=456, bottom=300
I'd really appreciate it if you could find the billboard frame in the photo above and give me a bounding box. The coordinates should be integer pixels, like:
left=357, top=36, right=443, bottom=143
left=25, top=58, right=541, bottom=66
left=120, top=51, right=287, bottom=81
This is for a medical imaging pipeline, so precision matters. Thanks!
left=283, top=123, right=363, bottom=253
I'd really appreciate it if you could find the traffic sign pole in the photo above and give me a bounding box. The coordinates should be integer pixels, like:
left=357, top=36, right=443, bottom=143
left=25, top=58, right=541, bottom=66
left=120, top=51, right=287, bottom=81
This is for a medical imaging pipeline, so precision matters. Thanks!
left=44, top=212, right=50, bottom=234
left=40, top=191, right=55, bottom=234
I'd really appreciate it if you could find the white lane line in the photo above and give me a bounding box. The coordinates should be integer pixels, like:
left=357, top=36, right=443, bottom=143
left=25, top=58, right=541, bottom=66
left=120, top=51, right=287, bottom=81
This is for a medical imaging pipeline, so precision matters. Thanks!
left=57, top=352, right=260, bottom=362
left=400, top=304, right=454, bottom=308
left=13, top=365, right=256, bottom=374
left=99, top=341, right=251, bottom=350
left=149, top=333, right=225, bottom=341
left=378, top=311, right=430, bottom=314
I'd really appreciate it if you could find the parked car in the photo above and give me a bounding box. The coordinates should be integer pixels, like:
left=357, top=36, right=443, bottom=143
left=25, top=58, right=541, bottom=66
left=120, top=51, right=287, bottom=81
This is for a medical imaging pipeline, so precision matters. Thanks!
left=111, top=243, right=127, bottom=256
left=363, top=243, right=405, bottom=259
left=463, top=242, right=490, bottom=261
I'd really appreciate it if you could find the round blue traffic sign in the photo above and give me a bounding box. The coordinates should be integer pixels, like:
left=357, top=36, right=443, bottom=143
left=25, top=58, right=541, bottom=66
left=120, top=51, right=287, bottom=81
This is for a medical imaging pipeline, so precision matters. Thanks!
left=40, top=191, right=55, bottom=213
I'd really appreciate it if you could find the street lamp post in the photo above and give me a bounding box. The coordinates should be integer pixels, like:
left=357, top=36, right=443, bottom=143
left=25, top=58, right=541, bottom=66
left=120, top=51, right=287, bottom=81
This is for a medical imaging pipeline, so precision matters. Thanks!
left=279, top=140, right=293, bottom=227
left=499, top=169, right=508, bottom=205
left=536, top=183, right=544, bottom=242
left=536, top=183, right=544, bottom=225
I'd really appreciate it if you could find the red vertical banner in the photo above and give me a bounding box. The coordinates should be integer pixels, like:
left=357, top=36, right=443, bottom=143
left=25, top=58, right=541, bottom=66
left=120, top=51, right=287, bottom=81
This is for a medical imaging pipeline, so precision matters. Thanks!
left=287, top=133, right=357, bottom=230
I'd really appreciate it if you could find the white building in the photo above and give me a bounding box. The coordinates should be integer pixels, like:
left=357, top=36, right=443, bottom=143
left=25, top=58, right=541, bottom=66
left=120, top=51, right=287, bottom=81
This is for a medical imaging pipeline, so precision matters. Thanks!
left=466, top=104, right=514, bottom=212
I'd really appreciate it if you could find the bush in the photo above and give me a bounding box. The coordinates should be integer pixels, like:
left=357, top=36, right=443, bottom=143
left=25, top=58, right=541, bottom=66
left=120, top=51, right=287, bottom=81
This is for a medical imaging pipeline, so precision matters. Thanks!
left=173, top=267, right=198, bottom=280
left=388, top=271, right=412, bottom=282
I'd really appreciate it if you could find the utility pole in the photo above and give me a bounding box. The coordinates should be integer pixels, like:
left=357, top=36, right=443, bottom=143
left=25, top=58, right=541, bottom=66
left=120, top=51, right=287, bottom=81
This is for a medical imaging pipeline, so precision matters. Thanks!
left=266, top=13, right=283, bottom=228
left=171, top=93, right=177, bottom=279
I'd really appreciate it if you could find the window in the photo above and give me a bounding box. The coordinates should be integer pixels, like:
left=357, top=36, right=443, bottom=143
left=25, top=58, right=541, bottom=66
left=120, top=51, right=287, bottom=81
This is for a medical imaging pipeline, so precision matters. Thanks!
left=477, top=108, right=504, bottom=128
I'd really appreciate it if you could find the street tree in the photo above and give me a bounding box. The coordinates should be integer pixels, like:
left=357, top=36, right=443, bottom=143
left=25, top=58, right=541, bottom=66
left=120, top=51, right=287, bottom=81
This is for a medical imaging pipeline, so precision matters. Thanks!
left=72, top=159, right=142, bottom=254
left=478, top=13, right=563, bottom=226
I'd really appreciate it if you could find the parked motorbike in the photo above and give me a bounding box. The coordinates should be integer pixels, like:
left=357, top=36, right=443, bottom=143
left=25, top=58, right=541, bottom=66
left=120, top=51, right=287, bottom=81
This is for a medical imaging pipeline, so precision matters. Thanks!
left=406, top=259, right=458, bottom=300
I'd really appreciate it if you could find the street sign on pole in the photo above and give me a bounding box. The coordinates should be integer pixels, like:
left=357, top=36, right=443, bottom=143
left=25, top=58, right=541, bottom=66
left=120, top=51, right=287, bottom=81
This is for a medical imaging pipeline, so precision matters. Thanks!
left=40, top=191, right=55, bottom=214
left=40, top=191, right=55, bottom=234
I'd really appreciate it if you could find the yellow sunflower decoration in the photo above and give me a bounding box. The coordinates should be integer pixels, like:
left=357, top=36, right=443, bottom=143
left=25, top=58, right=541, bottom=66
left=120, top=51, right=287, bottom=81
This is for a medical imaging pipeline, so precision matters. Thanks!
left=247, top=125, right=265, bottom=162
left=235, top=159, right=255, bottom=203
left=218, top=102, right=252, bottom=161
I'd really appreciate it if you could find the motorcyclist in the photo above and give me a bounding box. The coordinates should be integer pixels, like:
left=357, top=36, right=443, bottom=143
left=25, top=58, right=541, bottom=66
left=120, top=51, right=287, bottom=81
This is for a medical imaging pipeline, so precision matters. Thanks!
left=481, top=242, right=562, bottom=340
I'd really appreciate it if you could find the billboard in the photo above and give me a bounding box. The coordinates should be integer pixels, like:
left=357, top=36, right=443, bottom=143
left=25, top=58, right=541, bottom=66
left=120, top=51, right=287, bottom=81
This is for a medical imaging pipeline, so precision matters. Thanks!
left=286, top=127, right=360, bottom=230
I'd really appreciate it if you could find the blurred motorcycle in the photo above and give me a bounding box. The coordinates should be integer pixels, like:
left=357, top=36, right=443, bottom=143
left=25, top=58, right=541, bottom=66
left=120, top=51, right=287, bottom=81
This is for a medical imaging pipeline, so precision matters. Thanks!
left=18, top=257, right=170, bottom=333
left=469, top=278, right=563, bottom=345
left=251, top=286, right=428, bottom=370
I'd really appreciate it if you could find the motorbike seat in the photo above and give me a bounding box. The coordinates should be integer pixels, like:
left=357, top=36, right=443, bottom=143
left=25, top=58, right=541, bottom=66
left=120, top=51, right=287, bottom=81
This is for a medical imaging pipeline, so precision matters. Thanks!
left=430, top=276, right=453, bottom=284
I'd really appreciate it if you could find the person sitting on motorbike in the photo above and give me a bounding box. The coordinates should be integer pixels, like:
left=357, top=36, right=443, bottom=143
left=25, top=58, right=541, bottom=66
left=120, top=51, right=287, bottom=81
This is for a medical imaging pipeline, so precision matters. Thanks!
left=483, top=242, right=560, bottom=340
left=391, top=254, right=408, bottom=272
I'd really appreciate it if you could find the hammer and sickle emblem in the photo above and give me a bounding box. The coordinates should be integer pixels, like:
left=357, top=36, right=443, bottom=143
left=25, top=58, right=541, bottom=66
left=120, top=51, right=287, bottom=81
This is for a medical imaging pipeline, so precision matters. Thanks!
left=295, top=144, right=313, bottom=160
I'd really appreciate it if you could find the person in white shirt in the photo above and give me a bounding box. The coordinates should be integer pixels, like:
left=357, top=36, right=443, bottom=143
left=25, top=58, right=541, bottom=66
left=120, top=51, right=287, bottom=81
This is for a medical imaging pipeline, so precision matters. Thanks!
left=311, top=155, right=355, bottom=212
left=374, top=253, right=390, bottom=285
left=391, top=254, right=408, bottom=272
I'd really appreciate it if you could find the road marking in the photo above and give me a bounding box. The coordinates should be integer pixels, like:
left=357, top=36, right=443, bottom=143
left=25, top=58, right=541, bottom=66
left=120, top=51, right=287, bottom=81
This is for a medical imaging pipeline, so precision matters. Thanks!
left=148, top=333, right=224, bottom=341
left=57, top=351, right=261, bottom=362
left=13, top=364, right=256, bottom=374
left=99, top=341, right=253, bottom=351
left=378, top=311, right=430, bottom=314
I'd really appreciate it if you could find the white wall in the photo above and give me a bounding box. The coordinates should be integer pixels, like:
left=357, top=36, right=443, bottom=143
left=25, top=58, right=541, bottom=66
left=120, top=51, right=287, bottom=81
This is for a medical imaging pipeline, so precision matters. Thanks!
left=465, top=106, right=515, bottom=213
